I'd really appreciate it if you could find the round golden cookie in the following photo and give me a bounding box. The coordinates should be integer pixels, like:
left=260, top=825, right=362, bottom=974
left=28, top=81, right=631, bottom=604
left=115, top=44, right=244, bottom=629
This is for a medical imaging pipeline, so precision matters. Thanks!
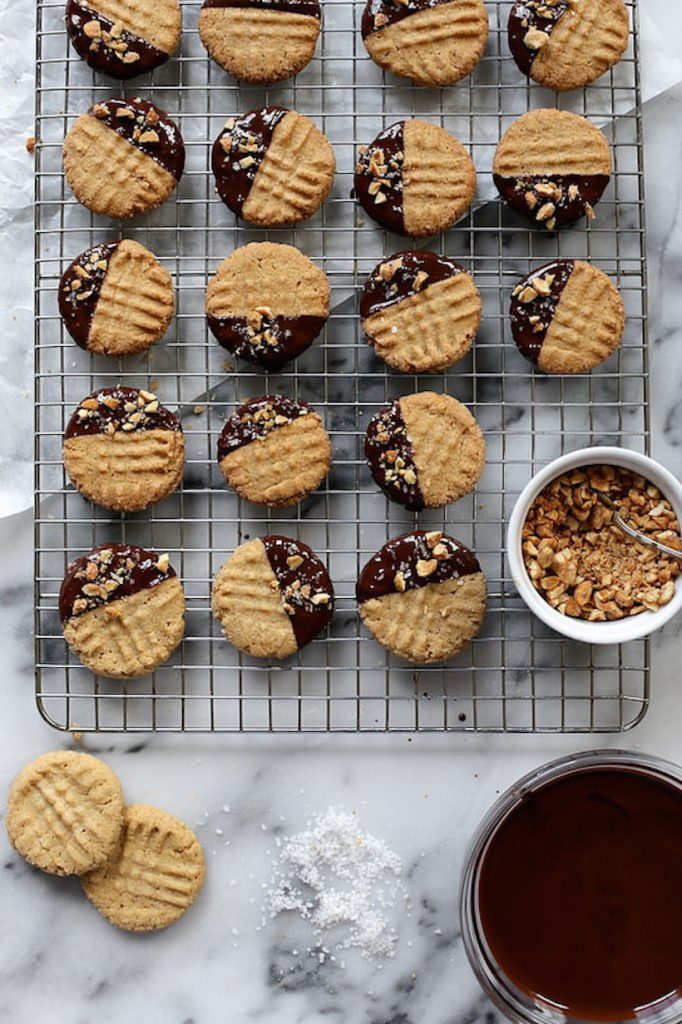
left=355, top=119, right=476, bottom=237
left=212, top=536, right=334, bottom=658
left=63, top=386, right=185, bottom=512
left=357, top=530, right=487, bottom=663
left=6, top=751, right=124, bottom=877
left=508, top=0, right=629, bottom=92
left=59, top=240, right=174, bottom=357
left=212, top=107, right=335, bottom=227
left=60, top=544, right=185, bottom=679
left=360, top=251, right=481, bottom=372
left=493, top=109, right=612, bottom=230
left=365, top=392, right=485, bottom=510
left=65, top=0, right=181, bottom=79
left=362, top=0, right=488, bottom=87
left=82, top=804, right=205, bottom=932
left=206, top=242, right=329, bottom=370
left=217, top=395, right=331, bottom=508
left=510, top=258, right=625, bottom=374
left=198, top=0, right=321, bottom=83
left=64, top=97, right=185, bottom=220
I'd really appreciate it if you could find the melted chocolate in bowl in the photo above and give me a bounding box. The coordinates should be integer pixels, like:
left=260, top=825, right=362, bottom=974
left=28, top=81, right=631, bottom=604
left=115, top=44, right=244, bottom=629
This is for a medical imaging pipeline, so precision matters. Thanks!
left=475, top=764, right=682, bottom=1021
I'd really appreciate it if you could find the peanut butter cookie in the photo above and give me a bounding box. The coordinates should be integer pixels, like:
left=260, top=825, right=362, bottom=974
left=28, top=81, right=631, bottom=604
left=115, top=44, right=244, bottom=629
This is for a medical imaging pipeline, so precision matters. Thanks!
left=65, top=0, right=181, bottom=79
left=357, top=529, right=487, bottom=663
left=212, top=536, right=334, bottom=658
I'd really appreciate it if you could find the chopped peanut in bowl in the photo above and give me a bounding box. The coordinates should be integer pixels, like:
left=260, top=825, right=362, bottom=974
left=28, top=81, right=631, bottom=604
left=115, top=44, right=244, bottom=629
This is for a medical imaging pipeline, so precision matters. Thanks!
left=522, top=464, right=681, bottom=622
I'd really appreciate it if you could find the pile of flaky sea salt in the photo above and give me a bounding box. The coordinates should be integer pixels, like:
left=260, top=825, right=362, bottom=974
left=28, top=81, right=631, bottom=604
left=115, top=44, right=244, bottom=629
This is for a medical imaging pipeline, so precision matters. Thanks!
left=265, top=807, right=408, bottom=959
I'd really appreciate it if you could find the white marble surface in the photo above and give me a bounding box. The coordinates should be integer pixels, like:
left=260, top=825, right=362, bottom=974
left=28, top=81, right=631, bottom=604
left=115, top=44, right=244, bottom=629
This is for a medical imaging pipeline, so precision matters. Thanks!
left=2, top=3, right=682, bottom=1023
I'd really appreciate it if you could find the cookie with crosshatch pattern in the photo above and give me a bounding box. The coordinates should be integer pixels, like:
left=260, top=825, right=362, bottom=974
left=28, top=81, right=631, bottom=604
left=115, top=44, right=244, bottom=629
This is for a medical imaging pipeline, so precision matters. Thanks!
left=63, top=97, right=185, bottom=220
left=217, top=395, right=331, bottom=508
left=206, top=242, right=329, bottom=370
left=493, top=108, right=612, bottom=230
left=508, top=0, right=629, bottom=92
left=198, top=0, right=321, bottom=83
left=362, top=0, right=488, bottom=87
left=65, top=0, right=181, bottom=79
left=60, top=544, right=185, bottom=679
left=355, top=119, right=476, bottom=237
left=365, top=392, right=485, bottom=511
left=6, top=751, right=124, bottom=877
left=357, top=529, right=487, bottom=663
left=360, top=250, right=481, bottom=372
left=212, top=536, right=334, bottom=658
left=510, top=258, right=625, bottom=373
left=212, top=107, right=335, bottom=226
left=59, top=239, right=174, bottom=357
left=82, top=804, right=205, bottom=932
left=63, top=386, right=184, bottom=512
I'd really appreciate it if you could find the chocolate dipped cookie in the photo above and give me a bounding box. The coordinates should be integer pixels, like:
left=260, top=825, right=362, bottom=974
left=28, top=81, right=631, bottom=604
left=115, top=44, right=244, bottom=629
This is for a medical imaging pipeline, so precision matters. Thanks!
left=64, top=97, right=185, bottom=220
left=510, top=259, right=625, bottom=373
left=360, top=251, right=481, bottom=372
left=493, top=109, right=611, bottom=230
left=59, top=240, right=174, bottom=357
left=212, top=536, right=334, bottom=658
left=357, top=529, right=487, bottom=663
left=60, top=544, right=185, bottom=678
left=65, top=0, right=181, bottom=79
left=212, top=107, right=335, bottom=226
left=355, top=119, right=475, bottom=237
left=206, top=243, right=329, bottom=370
left=199, top=0, right=321, bottom=83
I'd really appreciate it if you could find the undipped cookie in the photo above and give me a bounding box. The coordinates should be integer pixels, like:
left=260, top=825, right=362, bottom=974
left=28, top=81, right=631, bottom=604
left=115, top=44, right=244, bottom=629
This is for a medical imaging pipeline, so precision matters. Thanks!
left=357, top=529, right=487, bottom=663
left=365, top=392, right=485, bottom=511
left=6, top=751, right=124, bottom=877
left=65, top=0, right=181, bottom=79
left=82, top=804, right=205, bottom=932
left=508, top=0, right=629, bottom=92
left=64, top=97, right=185, bottom=220
left=493, top=109, right=611, bottom=229
left=212, top=107, right=335, bottom=226
left=362, top=0, right=488, bottom=87
left=355, top=119, right=476, bottom=237
left=199, top=0, right=321, bottom=83
left=217, top=395, right=331, bottom=508
left=63, top=386, right=184, bottom=511
left=212, top=536, right=334, bottom=658
left=60, top=544, right=185, bottom=679
left=510, top=259, right=625, bottom=373
left=206, top=242, right=329, bottom=370
left=59, top=240, right=174, bottom=357
left=360, top=251, right=481, bottom=372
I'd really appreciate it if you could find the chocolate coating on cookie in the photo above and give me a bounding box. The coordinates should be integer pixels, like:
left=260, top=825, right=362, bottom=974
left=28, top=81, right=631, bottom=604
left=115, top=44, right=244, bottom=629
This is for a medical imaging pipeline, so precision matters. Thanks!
left=510, top=259, right=574, bottom=363
left=361, top=0, right=452, bottom=36
left=208, top=311, right=325, bottom=370
left=66, top=0, right=168, bottom=78
left=59, top=544, right=176, bottom=623
left=64, top=386, right=181, bottom=440
left=493, top=173, right=610, bottom=229
left=89, top=98, right=185, bottom=181
left=360, top=251, right=465, bottom=318
left=59, top=241, right=120, bottom=349
left=262, top=536, right=333, bottom=648
left=507, top=0, right=570, bottom=76
left=365, top=401, right=424, bottom=511
left=212, top=107, right=288, bottom=215
left=203, top=0, right=320, bottom=17
left=355, top=122, right=405, bottom=234
left=357, top=530, right=479, bottom=604
left=217, top=395, right=313, bottom=461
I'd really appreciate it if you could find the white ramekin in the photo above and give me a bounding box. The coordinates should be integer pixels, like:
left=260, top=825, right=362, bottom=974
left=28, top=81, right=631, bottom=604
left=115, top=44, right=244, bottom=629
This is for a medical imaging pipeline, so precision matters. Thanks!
left=506, top=446, right=682, bottom=644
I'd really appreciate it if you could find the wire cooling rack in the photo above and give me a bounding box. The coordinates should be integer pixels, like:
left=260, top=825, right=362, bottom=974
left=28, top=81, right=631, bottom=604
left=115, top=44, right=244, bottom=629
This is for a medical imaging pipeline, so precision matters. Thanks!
left=34, top=0, right=649, bottom=733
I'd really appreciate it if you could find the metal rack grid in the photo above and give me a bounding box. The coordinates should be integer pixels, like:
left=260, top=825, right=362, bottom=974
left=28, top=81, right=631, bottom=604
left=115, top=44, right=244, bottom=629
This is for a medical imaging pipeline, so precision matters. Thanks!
left=34, top=0, right=650, bottom=733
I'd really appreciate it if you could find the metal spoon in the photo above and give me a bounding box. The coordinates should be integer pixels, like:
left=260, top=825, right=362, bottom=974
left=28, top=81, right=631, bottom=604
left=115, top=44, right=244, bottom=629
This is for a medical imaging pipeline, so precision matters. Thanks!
left=589, top=488, right=682, bottom=561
